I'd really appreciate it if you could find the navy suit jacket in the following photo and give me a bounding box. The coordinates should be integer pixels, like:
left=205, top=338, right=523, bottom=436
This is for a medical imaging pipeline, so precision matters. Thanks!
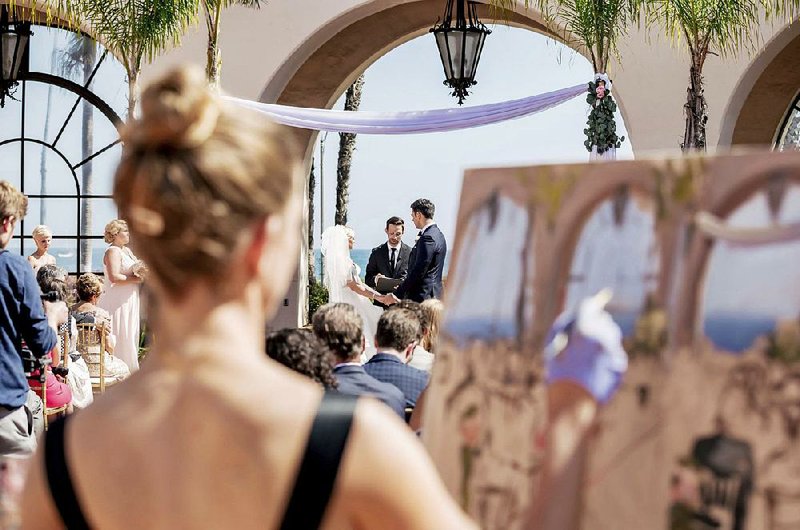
left=363, top=353, right=429, bottom=408
left=333, top=364, right=405, bottom=418
left=394, top=224, right=447, bottom=303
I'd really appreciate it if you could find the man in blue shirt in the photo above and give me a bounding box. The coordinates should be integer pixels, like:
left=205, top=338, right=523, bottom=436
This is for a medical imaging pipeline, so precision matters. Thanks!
left=364, top=308, right=429, bottom=408
left=0, top=181, right=67, bottom=456
left=312, top=303, right=406, bottom=419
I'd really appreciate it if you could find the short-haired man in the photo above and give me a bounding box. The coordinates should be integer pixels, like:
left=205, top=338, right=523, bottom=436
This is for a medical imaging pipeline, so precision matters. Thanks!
left=389, top=300, right=435, bottom=373
left=312, top=303, right=405, bottom=419
left=365, top=216, right=411, bottom=308
left=363, top=308, right=429, bottom=408
left=0, top=181, right=67, bottom=456
left=391, top=198, right=447, bottom=303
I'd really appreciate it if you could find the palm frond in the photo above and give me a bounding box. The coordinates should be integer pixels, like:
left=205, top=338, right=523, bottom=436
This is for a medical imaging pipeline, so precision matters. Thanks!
left=203, top=0, right=262, bottom=10
left=489, top=0, right=641, bottom=72
left=651, top=0, right=764, bottom=58
left=70, top=0, right=200, bottom=67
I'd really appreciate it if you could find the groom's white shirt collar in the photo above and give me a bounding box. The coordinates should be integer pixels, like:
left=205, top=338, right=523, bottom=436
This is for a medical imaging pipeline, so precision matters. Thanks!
left=420, top=221, right=436, bottom=235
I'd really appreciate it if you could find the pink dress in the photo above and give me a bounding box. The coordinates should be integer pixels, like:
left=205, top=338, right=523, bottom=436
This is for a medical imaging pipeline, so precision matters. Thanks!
left=28, top=354, right=72, bottom=409
left=98, top=246, right=141, bottom=372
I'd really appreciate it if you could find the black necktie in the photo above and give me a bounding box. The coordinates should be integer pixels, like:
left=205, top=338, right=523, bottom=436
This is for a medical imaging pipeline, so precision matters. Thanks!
left=390, top=247, right=397, bottom=274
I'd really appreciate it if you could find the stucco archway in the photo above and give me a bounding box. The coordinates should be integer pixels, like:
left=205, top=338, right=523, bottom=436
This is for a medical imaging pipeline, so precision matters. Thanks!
left=261, top=0, right=598, bottom=326
left=719, top=21, right=800, bottom=147
left=263, top=0, right=585, bottom=156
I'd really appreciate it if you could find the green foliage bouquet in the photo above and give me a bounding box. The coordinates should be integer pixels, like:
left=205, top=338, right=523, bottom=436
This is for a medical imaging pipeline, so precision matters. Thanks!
left=584, top=77, right=625, bottom=154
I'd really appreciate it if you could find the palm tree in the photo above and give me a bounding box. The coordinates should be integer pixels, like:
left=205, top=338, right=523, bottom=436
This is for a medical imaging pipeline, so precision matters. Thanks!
left=70, top=0, right=198, bottom=117
left=40, top=46, right=58, bottom=225
left=202, top=0, right=261, bottom=88
left=652, top=0, right=765, bottom=151
left=307, top=157, right=316, bottom=282
left=59, top=34, right=97, bottom=271
left=335, top=74, right=365, bottom=226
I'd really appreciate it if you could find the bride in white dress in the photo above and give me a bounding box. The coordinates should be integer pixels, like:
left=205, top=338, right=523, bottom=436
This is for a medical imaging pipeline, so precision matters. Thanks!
left=321, top=226, right=388, bottom=356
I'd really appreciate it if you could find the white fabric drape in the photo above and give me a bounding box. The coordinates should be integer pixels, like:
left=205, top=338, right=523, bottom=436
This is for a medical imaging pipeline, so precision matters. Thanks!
left=224, top=84, right=585, bottom=135
left=695, top=211, right=800, bottom=247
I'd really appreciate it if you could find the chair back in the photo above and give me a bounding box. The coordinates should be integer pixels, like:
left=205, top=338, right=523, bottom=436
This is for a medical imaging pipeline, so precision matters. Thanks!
left=75, top=322, right=107, bottom=392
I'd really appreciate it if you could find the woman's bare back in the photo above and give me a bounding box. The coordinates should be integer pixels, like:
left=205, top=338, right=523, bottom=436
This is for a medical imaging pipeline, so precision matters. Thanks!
left=23, top=350, right=473, bottom=529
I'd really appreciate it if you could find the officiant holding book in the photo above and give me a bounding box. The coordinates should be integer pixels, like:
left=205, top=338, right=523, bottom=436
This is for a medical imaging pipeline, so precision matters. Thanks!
left=365, top=216, right=411, bottom=308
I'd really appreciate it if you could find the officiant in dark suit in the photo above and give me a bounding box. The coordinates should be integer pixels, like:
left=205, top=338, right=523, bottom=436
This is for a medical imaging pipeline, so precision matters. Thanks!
left=365, top=216, right=411, bottom=308
left=392, top=199, right=447, bottom=303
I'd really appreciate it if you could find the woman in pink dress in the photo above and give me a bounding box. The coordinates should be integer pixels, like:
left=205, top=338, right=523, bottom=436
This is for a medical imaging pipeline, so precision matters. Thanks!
left=97, top=219, right=143, bottom=372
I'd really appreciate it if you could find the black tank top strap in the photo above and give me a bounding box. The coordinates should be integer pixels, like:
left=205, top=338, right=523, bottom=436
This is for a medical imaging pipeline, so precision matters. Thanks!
left=43, top=393, right=357, bottom=530
left=279, top=392, right=358, bottom=530
left=45, top=416, right=91, bottom=529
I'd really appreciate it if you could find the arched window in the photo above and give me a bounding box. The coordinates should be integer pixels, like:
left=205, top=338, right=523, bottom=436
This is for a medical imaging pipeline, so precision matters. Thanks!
left=774, top=93, right=800, bottom=151
left=0, top=25, right=127, bottom=274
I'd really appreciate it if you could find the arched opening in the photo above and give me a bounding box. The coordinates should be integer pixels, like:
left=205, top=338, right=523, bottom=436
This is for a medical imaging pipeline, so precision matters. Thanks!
left=265, top=0, right=582, bottom=153
left=0, top=23, right=128, bottom=274
left=565, top=188, right=659, bottom=337
left=720, top=21, right=800, bottom=147
left=265, top=0, right=632, bottom=325
left=700, top=182, right=800, bottom=353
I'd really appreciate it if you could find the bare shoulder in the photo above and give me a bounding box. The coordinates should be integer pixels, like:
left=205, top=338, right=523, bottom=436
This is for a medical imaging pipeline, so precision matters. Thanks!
left=333, top=400, right=476, bottom=530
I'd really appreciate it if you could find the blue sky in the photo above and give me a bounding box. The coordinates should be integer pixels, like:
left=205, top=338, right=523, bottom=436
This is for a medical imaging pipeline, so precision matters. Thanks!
left=312, top=26, right=633, bottom=250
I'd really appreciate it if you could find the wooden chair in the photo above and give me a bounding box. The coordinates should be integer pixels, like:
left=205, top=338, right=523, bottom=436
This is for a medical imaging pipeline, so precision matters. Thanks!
left=29, top=332, right=70, bottom=431
left=76, top=322, right=116, bottom=393
left=40, top=377, right=68, bottom=431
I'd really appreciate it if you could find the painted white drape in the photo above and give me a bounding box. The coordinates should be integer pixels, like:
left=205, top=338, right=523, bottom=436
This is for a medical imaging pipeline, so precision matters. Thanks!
left=224, top=84, right=585, bottom=135
left=695, top=211, right=800, bottom=247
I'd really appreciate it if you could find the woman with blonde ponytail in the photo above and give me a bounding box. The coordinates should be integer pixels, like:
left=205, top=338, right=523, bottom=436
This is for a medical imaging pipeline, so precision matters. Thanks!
left=21, top=67, right=474, bottom=530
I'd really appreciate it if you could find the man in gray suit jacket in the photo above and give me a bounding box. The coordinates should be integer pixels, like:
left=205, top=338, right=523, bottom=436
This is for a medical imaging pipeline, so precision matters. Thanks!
left=312, top=303, right=405, bottom=419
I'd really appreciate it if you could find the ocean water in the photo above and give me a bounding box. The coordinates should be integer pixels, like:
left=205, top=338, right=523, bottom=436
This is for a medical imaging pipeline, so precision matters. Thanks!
left=16, top=246, right=108, bottom=273
left=313, top=249, right=371, bottom=280
left=313, top=248, right=452, bottom=280
left=444, top=313, right=779, bottom=354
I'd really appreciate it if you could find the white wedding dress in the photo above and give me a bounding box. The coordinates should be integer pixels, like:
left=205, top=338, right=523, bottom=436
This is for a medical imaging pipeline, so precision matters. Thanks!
left=321, top=226, right=382, bottom=357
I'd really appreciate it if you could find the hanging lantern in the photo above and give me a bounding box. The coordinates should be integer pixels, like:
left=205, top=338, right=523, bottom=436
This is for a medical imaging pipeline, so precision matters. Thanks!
left=431, top=0, right=491, bottom=105
left=0, top=5, right=32, bottom=108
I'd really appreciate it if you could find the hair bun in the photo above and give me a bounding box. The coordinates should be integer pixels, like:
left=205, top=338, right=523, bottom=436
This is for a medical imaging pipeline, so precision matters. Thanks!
left=127, top=66, right=220, bottom=150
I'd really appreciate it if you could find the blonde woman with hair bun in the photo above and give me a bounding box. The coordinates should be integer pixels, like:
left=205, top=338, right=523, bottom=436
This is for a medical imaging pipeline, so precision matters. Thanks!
left=22, top=66, right=474, bottom=530
left=97, top=218, right=143, bottom=372
left=27, top=224, right=56, bottom=271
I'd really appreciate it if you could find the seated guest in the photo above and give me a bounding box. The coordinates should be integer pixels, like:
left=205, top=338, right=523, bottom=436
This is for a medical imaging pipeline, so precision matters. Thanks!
left=364, top=308, right=429, bottom=408
left=30, top=266, right=72, bottom=411
left=71, top=273, right=131, bottom=383
left=266, top=328, right=337, bottom=389
left=27, top=225, right=56, bottom=272
left=312, top=303, right=405, bottom=419
left=390, top=300, right=435, bottom=373
left=420, top=298, right=444, bottom=353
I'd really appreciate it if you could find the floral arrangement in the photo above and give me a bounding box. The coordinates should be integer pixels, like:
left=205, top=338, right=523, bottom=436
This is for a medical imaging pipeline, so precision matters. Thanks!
left=131, top=260, right=149, bottom=280
left=584, top=75, right=625, bottom=154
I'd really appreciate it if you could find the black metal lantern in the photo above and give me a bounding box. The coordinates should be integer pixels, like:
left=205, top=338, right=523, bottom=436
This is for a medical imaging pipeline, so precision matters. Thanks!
left=430, top=0, right=490, bottom=105
left=0, top=5, right=32, bottom=108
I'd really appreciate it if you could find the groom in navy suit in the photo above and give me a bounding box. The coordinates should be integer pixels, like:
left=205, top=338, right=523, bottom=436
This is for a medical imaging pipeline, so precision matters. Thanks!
left=391, top=198, right=447, bottom=303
